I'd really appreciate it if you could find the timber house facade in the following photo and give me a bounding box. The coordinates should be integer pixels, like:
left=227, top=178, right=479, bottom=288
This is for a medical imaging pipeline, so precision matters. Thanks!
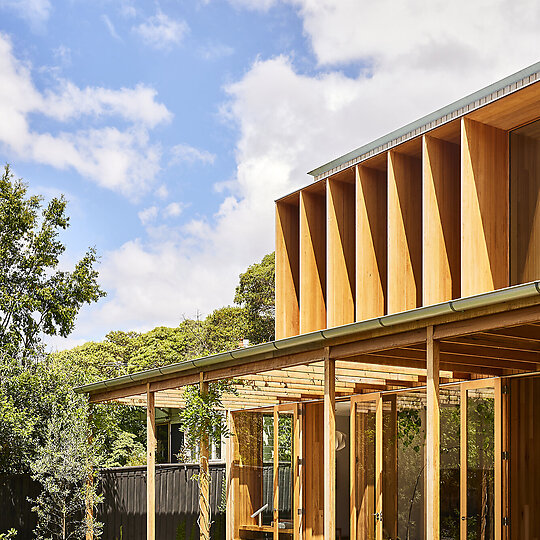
left=79, top=61, right=540, bottom=540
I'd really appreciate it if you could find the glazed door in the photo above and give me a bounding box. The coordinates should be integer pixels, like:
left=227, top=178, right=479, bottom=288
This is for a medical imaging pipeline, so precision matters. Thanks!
left=273, top=403, right=300, bottom=540
left=460, top=379, right=502, bottom=540
left=350, top=394, right=380, bottom=540
left=351, top=394, right=398, bottom=540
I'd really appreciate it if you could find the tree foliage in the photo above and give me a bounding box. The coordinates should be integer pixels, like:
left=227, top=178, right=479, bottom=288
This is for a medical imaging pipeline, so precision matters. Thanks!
left=30, top=406, right=102, bottom=540
left=0, top=165, right=105, bottom=363
left=0, top=164, right=276, bottom=536
left=235, top=252, right=275, bottom=344
left=179, top=381, right=237, bottom=452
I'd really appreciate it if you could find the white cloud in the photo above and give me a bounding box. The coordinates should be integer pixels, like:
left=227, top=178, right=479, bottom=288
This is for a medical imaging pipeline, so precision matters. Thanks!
left=164, top=202, right=185, bottom=218
left=0, top=0, right=51, bottom=26
left=0, top=33, right=171, bottom=199
left=42, top=81, right=172, bottom=128
left=102, top=14, right=122, bottom=41
left=118, top=0, right=137, bottom=18
left=133, top=11, right=189, bottom=50
left=170, top=143, right=216, bottom=165
left=155, top=184, right=169, bottom=199
left=138, top=206, right=159, bottom=225
left=288, top=0, right=540, bottom=68
left=73, top=0, right=540, bottom=340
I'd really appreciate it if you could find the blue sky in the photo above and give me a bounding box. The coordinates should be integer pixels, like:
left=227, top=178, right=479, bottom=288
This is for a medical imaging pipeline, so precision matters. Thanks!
left=0, top=0, right=538, bottom=349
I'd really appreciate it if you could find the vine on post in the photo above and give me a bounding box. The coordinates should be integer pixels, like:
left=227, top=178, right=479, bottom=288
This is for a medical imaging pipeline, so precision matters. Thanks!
left=180, top=380, right=237, bottom=539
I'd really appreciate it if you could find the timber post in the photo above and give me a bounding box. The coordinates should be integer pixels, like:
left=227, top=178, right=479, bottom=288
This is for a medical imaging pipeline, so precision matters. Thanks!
left=147, top=385, right=156, bottom=540
left=426, top=326, right=440, bottom=540
left=323, top=348, right=336, bottom=540
left=199, top=372, right=211, bottom=540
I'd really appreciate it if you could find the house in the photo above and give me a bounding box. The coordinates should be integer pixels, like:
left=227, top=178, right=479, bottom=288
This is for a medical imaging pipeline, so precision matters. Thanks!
left=78, top=61, right=540, bottom=540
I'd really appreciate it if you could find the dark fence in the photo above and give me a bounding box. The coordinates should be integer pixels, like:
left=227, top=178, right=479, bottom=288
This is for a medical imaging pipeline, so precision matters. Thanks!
left=0, top=473, right=40, bottom=537
left=100, top=464, right=226, bottom=540
left=0, top=463, right=292, bottom=540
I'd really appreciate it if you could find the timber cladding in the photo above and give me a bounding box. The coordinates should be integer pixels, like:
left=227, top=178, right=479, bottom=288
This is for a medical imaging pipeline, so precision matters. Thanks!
left=275, top=78, right=540, bottom=339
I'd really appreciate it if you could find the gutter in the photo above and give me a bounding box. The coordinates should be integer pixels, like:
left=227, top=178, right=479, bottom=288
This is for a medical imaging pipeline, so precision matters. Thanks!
left=75, top=280, right=540, bottom=396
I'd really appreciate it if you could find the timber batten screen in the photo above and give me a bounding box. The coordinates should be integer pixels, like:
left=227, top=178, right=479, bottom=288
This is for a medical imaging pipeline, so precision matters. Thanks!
left=275, top=73, right=540, bottom=339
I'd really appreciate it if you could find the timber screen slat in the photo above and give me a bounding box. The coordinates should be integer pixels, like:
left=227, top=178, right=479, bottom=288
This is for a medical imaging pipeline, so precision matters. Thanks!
left=461, top=118, right=509, bottom=297
left=387, top=150, right=422, bottom=313
left=423, top=135, right=461, bottom=304
left=276, top=199, right=300, bottom=339
left=327, top=175, right=356, bottom=327
left=300, top=189, right=326, bottom=333
left=356, top=164, right=387, bottom=320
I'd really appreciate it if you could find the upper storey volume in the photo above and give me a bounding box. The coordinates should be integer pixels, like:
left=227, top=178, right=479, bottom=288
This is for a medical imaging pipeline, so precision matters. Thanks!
left=275, top=62, right=540, bottom=339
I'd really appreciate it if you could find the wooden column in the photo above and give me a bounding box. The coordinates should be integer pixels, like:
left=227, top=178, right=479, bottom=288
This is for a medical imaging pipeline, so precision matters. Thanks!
left=460, top=385, right=467, bottom=540
left=375, top=395, right=383, bottom=540
left=426, top=326, right=440, bottom=540
left=147, top=385, right=156, bottom=540
left=293, top=405, right=301, bottom=540
left=273, top=407, right=280, bottom=539
left=350, top=401, right=357, bottom=540
left=199, top=373, right=210, bottom=540
left=324, top=353, right=336, bottom=540
left=225, top=411, right=234, bottom=540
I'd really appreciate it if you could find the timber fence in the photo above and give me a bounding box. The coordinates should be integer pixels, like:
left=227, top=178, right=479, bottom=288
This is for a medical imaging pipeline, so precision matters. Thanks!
left=0, top=463, right=291, bottom=540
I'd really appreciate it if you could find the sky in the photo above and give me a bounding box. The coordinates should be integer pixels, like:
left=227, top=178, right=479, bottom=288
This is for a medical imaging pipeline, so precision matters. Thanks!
left=0, top=0, right=538, bottom=350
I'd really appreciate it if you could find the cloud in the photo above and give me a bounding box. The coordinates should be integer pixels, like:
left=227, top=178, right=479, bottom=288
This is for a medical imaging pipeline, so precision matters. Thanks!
left=164, top=202, right=185, bottom=218
left=72, top=0, right=540, bottom=339
left=42, top=82, right=172, bottom=128
left=133, top=11, right=189, bottom=50
left=0, top=33, right=171, bottom=199
left=170, top=143, right=216, bottom=165
left=102, top=14, right=122, bottom=41
left=138, top=206, right=159, bottom=225
left=0, top=0, right=51, bottom=26
left=155, top=184, right=169, bottom=199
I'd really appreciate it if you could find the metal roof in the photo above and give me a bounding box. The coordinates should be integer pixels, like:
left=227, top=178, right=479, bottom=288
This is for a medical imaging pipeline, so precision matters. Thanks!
left=308, top=61, right=540, bottom=181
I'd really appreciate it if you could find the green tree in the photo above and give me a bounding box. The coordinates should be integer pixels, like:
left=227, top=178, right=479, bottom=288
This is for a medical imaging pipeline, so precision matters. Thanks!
left=30, top=404, right=102, bottom=540
left=203, top=306, right=247, bottom=353
left=234, top=252, right=275, bottom=344
left=0, top=359, right=81, bottom=473
left=0, top=165, right=105, bottom=363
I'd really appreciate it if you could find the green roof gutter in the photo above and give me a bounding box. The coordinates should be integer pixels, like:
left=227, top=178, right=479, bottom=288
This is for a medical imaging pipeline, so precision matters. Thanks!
left=308, top=61, right=540, bottom=180
left=75, top=281, right=540, bottom=397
